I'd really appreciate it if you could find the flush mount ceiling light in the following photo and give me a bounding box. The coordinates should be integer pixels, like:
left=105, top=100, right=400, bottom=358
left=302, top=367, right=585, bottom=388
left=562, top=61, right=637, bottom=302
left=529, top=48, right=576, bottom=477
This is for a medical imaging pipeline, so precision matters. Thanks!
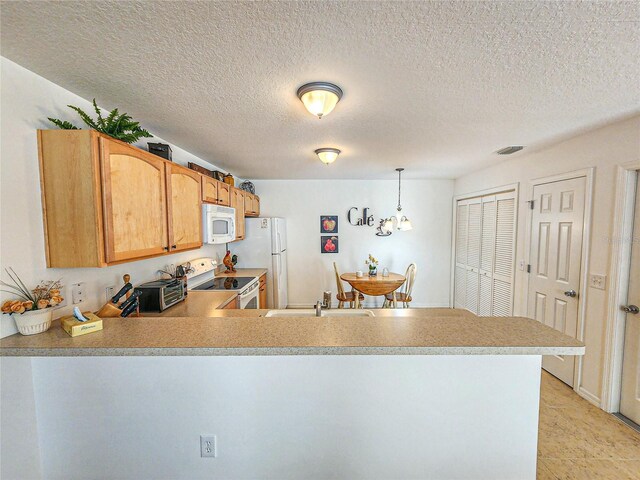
left=297, top=82, right=343, bottom=119
left=315, top=148, right=341, bottom=165
left=377, top=168, right=413, bottom=236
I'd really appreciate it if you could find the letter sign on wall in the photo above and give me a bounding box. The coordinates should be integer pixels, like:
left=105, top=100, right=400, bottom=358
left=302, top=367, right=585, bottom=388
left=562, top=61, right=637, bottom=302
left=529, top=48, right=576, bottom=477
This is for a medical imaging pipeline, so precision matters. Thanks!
left=347, top=207, right=375, bottom=227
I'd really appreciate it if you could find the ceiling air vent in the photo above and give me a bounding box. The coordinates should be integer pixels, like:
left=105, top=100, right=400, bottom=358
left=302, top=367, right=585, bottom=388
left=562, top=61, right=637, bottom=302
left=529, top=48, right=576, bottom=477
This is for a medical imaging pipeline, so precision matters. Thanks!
left=496, top=146, right=524, bottom=155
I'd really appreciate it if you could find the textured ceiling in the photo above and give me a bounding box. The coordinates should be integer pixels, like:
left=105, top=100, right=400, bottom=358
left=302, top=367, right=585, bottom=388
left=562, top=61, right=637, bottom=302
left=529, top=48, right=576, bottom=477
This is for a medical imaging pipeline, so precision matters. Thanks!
left=1, top=1, right=639, bottom=179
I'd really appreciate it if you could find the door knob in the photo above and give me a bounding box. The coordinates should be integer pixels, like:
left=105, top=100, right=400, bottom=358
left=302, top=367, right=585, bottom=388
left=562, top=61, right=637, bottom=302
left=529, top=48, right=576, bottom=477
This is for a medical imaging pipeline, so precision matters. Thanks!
left=564, top=290, right=577, bottom=298
left=621, top=304, right=640, bottom=314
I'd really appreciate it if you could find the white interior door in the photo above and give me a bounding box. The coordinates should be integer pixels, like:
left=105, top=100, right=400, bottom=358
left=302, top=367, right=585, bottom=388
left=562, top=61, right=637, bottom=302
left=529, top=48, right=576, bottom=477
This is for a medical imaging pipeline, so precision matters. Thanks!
left=454, top=191, right=516, bottom=316
left=620, top=176, right=640, bottom=424
left=492, top=193, right=516, bottom=316
left=465, top=199, right=482, bottom=314
left=528, top=176, right=586, bottom=387
left=454, top=201, right=468, bottom=309
left=479, top=196, right=496, bottom=316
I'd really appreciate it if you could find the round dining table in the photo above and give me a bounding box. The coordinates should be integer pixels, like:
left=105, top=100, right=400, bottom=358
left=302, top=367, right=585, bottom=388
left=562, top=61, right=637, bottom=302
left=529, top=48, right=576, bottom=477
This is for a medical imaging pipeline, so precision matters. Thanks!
left=340, top=272, right=406, bottom=308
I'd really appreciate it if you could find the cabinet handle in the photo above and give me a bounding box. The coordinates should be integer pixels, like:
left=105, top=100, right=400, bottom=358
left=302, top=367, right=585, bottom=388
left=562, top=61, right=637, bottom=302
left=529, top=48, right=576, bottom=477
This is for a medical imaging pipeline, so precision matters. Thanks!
left=171, top=244, right=177, bottom=249
left=163, top=246, right=169, bottom=251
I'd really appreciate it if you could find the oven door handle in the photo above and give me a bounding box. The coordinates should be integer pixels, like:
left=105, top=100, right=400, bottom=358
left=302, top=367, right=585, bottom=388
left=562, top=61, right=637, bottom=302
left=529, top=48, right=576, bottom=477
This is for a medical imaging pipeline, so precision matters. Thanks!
left=240, top=282, right=259, bottom=297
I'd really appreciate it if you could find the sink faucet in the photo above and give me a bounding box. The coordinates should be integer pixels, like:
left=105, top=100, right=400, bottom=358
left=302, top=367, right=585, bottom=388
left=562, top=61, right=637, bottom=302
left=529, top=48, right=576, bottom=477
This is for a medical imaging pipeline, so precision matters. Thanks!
left=315, top=301, right=322, bottom=317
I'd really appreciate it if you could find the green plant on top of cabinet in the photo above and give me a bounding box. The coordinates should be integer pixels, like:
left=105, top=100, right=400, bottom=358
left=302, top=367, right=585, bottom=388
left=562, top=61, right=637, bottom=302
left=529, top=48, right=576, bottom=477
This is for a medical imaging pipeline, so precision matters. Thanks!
left=38, top=130, right=203, bottom=267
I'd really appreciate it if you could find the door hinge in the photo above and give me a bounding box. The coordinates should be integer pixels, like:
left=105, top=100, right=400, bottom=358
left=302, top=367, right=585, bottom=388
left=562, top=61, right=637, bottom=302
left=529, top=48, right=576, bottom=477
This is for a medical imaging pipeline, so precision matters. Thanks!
left=527, top=200, right=535, bottom=210
left=526, top=264, right=531, bottom=273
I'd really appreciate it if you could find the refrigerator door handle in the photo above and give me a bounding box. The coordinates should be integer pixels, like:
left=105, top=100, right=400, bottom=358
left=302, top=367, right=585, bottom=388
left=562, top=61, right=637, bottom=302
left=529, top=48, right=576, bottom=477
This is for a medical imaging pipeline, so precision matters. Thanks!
left=272, top=254, right=280, bottom=308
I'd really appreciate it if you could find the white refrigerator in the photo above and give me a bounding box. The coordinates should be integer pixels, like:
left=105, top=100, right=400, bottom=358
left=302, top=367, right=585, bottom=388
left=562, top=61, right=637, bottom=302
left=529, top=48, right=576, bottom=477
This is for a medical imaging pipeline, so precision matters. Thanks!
left=232, top=218, right=288, bottom=309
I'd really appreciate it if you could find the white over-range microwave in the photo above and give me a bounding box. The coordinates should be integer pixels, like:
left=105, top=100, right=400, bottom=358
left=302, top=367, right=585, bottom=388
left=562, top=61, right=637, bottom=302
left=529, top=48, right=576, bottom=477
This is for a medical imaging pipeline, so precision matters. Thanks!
left=203, top=204, right=236, bottom=244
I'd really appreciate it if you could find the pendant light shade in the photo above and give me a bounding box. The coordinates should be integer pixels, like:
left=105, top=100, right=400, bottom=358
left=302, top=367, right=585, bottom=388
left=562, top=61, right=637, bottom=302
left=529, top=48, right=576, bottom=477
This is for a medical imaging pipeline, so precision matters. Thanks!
left=377, top=168, right=412, bottom=235
left=297, top=82, right=343, bottom=119
left=315, top=148, right=341, bottom=165
left=398, top=216, right=413, bottom=231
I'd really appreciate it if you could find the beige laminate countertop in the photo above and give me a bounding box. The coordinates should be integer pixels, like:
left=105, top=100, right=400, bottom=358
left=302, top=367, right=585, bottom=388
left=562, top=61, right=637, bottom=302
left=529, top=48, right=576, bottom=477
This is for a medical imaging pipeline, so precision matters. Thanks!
left=0, top=308, right=584, bottom=357
left=140, top=291, right=237, bottom=317
left=216, top=268, right=267, bottom=278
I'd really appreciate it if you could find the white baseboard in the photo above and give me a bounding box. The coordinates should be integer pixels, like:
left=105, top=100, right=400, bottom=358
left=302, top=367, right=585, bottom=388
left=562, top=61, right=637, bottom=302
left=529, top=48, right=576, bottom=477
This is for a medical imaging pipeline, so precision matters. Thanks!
left=577, top=386, right=601, bottom=408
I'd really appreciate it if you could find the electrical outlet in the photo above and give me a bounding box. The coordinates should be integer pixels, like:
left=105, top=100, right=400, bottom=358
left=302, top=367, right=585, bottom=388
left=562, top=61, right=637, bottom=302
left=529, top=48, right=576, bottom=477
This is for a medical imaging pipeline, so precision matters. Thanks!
left=105, top=285, right=116, bottom=302
left=71, top=283, right=86, bottom=304
left=589, top=274, right=606, bottom=290
left=200, top=435, right=216, bottom=458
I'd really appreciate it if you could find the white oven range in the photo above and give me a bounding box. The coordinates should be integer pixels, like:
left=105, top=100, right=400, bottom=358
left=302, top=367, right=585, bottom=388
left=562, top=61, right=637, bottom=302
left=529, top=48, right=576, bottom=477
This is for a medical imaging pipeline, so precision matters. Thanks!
left=183, top=257, right=260, bottom=309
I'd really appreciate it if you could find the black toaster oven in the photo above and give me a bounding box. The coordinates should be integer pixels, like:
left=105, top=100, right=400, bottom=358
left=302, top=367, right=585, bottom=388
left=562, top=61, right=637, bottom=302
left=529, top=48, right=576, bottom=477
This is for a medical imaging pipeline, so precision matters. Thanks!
left=137, top=278, right=185, bottom=312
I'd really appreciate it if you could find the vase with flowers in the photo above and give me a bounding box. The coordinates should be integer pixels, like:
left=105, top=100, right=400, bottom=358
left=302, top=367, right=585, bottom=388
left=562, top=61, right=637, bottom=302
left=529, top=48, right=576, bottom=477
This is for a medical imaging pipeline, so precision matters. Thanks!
left=365, top=254, right=379, bottom=277
left=1, top=268, right=64, bottom=335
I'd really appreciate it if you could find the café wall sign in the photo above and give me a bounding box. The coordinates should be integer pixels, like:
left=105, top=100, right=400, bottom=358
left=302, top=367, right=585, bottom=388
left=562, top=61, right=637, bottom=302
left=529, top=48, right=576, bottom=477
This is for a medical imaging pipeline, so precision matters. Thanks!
left=347, top=207, right=375, bottom=227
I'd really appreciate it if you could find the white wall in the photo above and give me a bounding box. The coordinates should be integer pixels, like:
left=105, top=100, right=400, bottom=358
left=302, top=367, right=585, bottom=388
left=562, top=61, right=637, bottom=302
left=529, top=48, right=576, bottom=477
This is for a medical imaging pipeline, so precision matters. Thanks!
left=252, top=179, right=454, bottom=308
left=0, top=57, right=229, bottom=337
left=0, top=358, right=42, bottom=479
left=29, top=355, right=541, bottom=480
left=453, top=114, right=640, bottom=406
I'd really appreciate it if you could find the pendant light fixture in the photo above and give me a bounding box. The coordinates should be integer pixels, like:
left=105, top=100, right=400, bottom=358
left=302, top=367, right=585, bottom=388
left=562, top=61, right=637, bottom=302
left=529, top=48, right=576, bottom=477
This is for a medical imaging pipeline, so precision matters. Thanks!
left=315, top=148, right=341, bottom=165
left=377, top=168, right=413, bottom=236
left=297, top=82, right=343, bottom=119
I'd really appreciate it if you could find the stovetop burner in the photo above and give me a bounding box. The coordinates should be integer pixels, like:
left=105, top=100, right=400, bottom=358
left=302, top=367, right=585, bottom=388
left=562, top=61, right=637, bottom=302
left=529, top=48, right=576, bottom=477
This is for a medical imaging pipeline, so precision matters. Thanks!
left=192, top=277, right=255, bottom=291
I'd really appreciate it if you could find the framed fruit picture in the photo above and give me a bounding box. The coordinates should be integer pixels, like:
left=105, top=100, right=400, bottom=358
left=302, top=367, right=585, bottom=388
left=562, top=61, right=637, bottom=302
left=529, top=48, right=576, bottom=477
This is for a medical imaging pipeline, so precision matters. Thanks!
left=321, top=236, right=339, bottom=253
left=320, top=215, right=338, bottom=233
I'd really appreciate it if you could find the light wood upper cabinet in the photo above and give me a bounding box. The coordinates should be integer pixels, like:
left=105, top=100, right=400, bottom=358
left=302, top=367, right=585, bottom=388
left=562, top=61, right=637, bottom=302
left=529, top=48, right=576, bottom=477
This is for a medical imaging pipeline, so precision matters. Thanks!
left=217, top=182, right=231, bottom=206
left=202, top=176, right=232, bottom=207
left=241, top=191, right=260, bottom=217
left=252, top=194, right=260, bottom=217
left=38, top=130, right=205, bottom=267
left=100, top=137, right=169, bottom=263
left=230, top=187, right=245, bottom=241
left=166, top=163, right=202, bottom=252
left=38, top=130, right=105, bottom=267
left=38, top=130, right=260, bottom=267
left=243, top=191, right=253, bottom=215
left=202, top=176, right=218, bottom=204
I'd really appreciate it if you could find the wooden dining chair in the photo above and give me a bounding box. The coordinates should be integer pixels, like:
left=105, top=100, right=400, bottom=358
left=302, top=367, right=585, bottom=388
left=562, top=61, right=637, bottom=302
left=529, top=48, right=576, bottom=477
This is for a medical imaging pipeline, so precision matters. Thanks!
left=333, top=262, right=364, bottom=309
left=384, top=263, right=417, bottom=308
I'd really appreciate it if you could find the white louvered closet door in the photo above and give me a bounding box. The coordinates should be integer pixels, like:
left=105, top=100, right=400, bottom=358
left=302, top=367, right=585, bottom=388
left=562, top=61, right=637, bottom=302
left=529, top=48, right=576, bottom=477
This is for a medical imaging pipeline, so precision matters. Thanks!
left=479, top=196, right=496, bottom=316
left=492, top=193, right=516, bottom=316
left=465, top=199, right=482, bottom=314
left=454, top=201, right=469, bottom=309
left=454, top=190, right=516, bottom=316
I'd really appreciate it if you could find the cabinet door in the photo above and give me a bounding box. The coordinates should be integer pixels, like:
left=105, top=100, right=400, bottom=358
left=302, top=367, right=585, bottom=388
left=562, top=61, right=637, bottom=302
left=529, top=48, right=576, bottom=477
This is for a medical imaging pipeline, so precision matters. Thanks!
left=231, top=188, right=245, bottom=241
left=253, top=195, right=260, bottom=217
left=259, top=273, right=267, bottom=308
left=100, top=137, right=169, bottom=263
left=243, top=192, right=253, bottom=215
left=217, top=181, right=231, bottom=206
left=202, top=176, right=218, bottom=204
left=223, top=295, right=239, bottom=309
left=166, top=163, right=203, bottom=252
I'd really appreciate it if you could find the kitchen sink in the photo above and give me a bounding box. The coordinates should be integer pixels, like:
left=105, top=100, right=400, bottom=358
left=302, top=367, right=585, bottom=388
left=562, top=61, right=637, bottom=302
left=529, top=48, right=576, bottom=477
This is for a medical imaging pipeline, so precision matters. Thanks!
left=265, top=309, right=375, bottom=317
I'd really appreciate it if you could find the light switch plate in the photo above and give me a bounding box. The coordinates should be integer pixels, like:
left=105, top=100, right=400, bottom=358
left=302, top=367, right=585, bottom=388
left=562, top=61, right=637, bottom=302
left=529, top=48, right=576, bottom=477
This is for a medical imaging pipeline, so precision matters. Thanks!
left=589, top=274, right=606, bottom=290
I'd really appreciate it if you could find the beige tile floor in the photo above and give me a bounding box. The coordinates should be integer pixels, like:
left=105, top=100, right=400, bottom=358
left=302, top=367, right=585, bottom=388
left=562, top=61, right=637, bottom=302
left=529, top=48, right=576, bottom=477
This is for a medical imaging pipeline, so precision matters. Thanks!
left=538, top=371, right=640, bottom=479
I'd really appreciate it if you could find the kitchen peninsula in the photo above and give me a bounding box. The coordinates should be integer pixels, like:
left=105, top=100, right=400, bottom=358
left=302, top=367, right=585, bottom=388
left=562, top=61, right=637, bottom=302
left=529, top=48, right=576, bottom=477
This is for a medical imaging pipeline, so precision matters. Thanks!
left=1, top=310, right=583, bottom=480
